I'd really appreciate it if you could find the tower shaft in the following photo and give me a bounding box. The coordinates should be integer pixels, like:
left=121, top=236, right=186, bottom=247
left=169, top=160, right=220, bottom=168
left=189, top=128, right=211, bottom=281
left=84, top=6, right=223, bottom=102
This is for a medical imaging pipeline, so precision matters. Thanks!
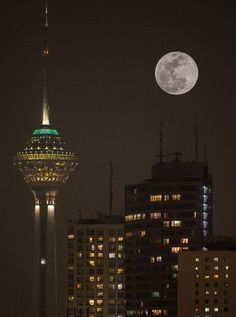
left=33, top=190, right=58, bottom=317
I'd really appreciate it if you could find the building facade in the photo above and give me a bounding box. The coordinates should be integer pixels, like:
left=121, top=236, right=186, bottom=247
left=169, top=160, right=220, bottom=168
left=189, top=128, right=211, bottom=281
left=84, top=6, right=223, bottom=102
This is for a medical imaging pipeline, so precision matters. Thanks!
left=67, top=214, right=125, bottom=317
left=178, top=250, right=236, bottom=317
left=125, top=160, right=212, bottom=317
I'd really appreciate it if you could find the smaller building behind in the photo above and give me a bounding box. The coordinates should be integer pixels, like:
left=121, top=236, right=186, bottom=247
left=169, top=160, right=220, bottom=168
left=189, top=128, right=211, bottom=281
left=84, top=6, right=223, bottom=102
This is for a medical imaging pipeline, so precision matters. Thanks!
left=66, top=214, right=125, bottom=317
left=178, top=249, right=236, bottom=317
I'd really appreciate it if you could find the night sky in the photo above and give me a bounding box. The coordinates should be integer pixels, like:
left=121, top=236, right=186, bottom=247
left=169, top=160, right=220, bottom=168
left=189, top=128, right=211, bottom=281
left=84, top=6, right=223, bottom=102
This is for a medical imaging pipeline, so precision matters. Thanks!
left=1, top=1, right=236, bottom=316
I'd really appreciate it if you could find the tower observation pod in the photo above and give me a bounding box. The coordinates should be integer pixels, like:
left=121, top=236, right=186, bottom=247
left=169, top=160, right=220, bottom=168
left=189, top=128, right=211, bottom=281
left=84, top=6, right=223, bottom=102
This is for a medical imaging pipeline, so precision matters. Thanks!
left=13, top=3, right=78, bottom=317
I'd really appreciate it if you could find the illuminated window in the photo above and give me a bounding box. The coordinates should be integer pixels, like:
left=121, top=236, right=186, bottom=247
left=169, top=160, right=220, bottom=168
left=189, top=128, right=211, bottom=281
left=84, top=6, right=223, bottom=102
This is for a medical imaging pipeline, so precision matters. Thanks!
left=118, top=236, right=124, bottom=241
left=109, top=237, right=116, bottom=242
left=171, top=220, right=182, bottom=227
left=172, top=264, right=178, bottom=271
left=68, top=296, right=74, bottom=302
left=205, top=275, right=210, bottom=279
left=98, top=252, right=103, bottom=258
left=152, top=309, right=162, bottom=315
left=150, top=256, right=155, bottom=263
left=97, top=283, right=103, bottom=289
left=195, top=274, right=199, bottom=279
left=214, top=266, right=219, bottom=270
left=225, top=274, right=229, bottom=278
left=205, top=291, right=210, bottom=295
left=150, top=212, right=161, bottom=219
left=41, top=258, right=46, bottom=265
left=195, top=258, right=200, bottom=262
left=97, top=236, right=103, bottom=242
left=117, top=268, right=123, bottom=274
left=163, top=221, right=170, bottom=227
left=164, top=194, right=170, bottom=201
left=97, top=291, right=103, bottom=297
left=89, top=299, right=94, bottom=306
left=89, top=276, right=95, bottom=282
left=125, top=232, right=133, bottom=238
left=172, top=194, right=181, bottom=200
left=89, top=260, right=95, bottom=266
left=214, top=257, right=219, bottom=262
left=225, top=265, right=229, bottom=270
left=118, top=283, right=123, bottom=289
left=156, top=256, right=162, bottom=262
left=68, top=265, right=74, bottom=271
left=97, top=244, right=103, bottom=251
left=109, top=283, right=115, bottom=290
left=214, top=308, right=219, bottom=312
left=139, top=230, right=146, bottom=237
left=181, top=237, right=189, bottom=244
left=171, top=247, right=181, bottom=253
left=109, top=275, right=115, bottom=282
left=163, top=212, right=168, bottom=219
left=89, top=237, right=93, bottom=243
left=97, top=299, right=103, bottom=305
left=89, top=252, right=95, bottom=258
left=97, top=308, right=103, bottom=313
left=205, top=308, right=209, bottom=312
left=77, top=252, right=83, bottom=258
left=152, top=291, right=160, bottom=297
left=163, top=238, right=170, bottom=245
left=125, top=213, right=146, bottom=221
left=77, top=283, right=82, bottom=289
left=109, top=253, right=116, bottom=258
left=194, top=211, right=197, bottom=218
left=150, top=194, right=162, bottom=202
left=68, top=234, right=74, bottom=239
left=195, top=266, right=199, bottom=271
left=97, top=276, right=103, bottom=282
left=118, top=244, right=123, bottom=250
left=91, top=244, right=95, bottom=250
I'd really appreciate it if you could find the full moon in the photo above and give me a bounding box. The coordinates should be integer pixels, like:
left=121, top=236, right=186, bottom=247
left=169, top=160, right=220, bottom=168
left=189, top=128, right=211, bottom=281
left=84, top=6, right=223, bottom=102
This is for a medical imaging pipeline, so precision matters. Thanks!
left=155, top=51, right=198, bottom=95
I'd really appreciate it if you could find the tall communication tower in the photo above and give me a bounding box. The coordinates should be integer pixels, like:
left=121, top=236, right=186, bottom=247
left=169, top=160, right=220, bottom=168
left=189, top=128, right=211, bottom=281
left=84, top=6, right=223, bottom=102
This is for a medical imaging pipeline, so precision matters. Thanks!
left=13, top=3, right=78, bottom=317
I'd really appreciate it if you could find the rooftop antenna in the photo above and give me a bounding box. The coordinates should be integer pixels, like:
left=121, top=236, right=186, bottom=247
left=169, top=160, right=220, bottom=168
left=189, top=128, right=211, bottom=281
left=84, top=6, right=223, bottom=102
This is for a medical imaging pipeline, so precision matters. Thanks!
left=109, top=160, right=113, bottom=216
left=42, top=2, right=50, bottom=125
left=159, top=121, right=164, bottom=163
left=194, top=116, right=199, bottom=161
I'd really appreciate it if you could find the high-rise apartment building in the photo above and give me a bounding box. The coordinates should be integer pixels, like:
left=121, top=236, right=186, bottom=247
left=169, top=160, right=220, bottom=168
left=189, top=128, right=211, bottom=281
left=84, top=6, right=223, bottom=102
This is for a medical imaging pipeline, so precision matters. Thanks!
left=125, top=159, right=212, bottom=317
left=178, top=250, right=236, bottom=317
left=67, top=214, right=125, bottom=317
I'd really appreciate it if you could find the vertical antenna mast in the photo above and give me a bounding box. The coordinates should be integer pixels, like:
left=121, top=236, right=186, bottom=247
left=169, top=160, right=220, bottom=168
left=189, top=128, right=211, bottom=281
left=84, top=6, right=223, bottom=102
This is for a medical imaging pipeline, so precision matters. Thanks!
left=42, top=2, right=50, bottom=125
left=194, top=116, right=199, bottom=161
left=159, top=121, right=164, bottom=163
left=109, top=161, right=113, bottom=216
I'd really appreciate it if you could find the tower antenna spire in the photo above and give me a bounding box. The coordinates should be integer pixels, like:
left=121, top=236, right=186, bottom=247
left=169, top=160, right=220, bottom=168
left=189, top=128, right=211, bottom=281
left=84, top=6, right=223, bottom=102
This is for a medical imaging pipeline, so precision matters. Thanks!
left=194, top=116, right=199, bottom=161
left=42, top=1, right=49, bottom=125
left=109, top=161, right=113, bottom=216
left=159, top=121, right=164, bottom=163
